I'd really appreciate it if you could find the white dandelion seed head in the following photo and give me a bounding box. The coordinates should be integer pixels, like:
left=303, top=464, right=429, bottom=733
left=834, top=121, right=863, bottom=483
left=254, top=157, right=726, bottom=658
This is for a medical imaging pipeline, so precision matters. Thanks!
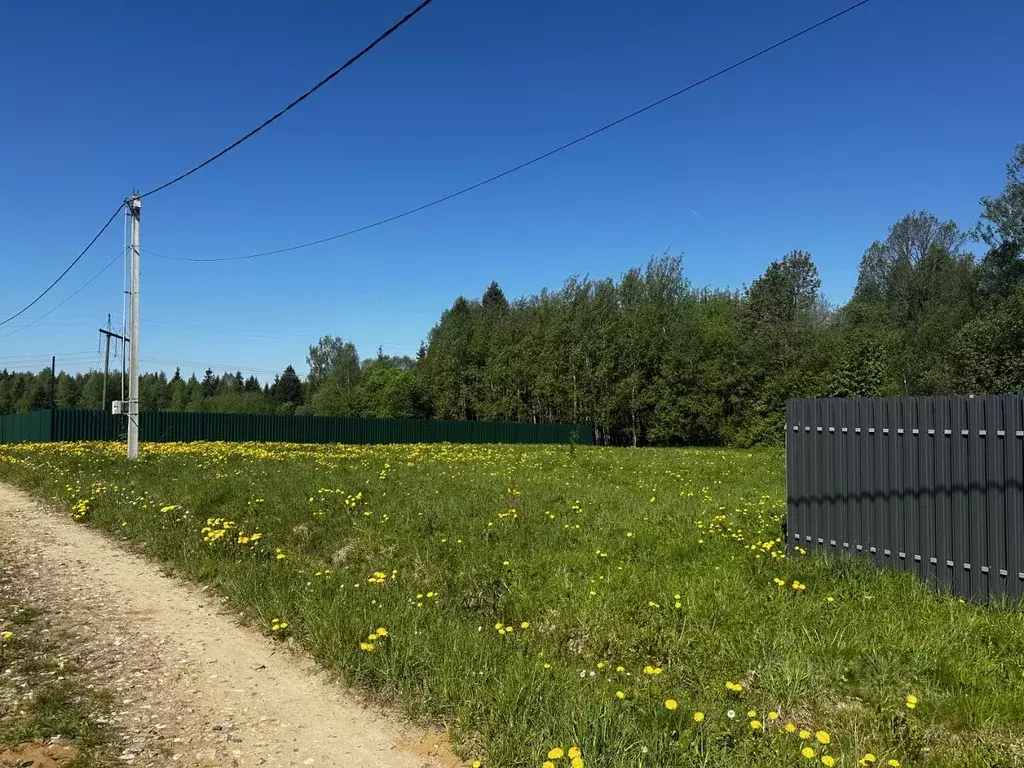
left=727, top=709, right=736, bottom=719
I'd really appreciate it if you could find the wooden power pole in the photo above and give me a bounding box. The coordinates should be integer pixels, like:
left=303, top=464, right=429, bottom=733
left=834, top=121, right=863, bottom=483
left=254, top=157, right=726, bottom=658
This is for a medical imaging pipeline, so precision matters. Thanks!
left=98, top=326, right=129, bottom=410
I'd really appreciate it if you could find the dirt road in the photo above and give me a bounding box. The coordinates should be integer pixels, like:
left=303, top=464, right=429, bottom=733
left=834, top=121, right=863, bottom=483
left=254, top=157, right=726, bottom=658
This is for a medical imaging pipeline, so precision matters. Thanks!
left=0, top=482, right=455, bottom=768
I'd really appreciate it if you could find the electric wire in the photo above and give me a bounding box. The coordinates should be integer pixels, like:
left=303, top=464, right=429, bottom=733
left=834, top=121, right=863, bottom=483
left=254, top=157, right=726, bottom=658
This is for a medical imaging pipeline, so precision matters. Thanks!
left=139, top=0, right=436, bottom=199
left=0, top=247, right=127, bottom=341
left=150, top=0, right=874, bottom=263
left=0, top=203, right=124, bottom=325
left=139, top=356, right=287, bottom=376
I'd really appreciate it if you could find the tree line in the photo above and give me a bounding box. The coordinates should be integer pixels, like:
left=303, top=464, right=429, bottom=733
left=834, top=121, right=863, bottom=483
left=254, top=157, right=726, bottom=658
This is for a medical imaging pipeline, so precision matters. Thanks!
left=2, top=143, right=1021, bottom=446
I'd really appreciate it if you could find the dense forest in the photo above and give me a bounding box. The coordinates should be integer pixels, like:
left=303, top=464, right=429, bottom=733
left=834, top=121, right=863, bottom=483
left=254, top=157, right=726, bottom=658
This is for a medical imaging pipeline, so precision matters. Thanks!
left=2, top=143, right=1022, bottom=446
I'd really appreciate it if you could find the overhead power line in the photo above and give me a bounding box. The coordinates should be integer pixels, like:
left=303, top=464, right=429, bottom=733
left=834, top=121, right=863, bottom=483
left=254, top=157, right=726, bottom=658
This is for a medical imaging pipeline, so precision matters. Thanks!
left=0, top=247, right=127, bottom=341
left=144, top=320, right=311, bottom=342
left=0, top=351, right=98, bottom=362
left=10, top=315, right=102, bottom=323
left=140, top=0, right=436, bottom=199
left=0, top=353, right=102, bottom=370
left=0, top=203, right=124, bottom=325
left=152, top=0, right=874, bottom=264
left=139, top=356, right=289, bottom=376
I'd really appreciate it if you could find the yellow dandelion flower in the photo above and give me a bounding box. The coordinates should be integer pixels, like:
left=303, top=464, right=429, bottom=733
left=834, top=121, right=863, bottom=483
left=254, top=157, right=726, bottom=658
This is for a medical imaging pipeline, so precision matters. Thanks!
left=615, top=691, right=626, bottom=700
left=905, top=693, right=918, bottom=709
left=747, top=710, right=757, bottom=718
left=543, top=763, right=555, bottom=768
left=665, top=699, right=678, bottom=710
left=822, top=757, right=836, bottom=767
left=768, top=711, right=779, bottom=720
left=859, top=754, right=876, bottom=766
left=785, top=723, right=796, bottom=733
left=567, top=747, right=581, bottom=760
left=802, top=746, right=816, bottom=759
left=547, top=747, right=565, bottom=760
left=570, top=758, right=583, bottom=768
left=693, top=711, right=705, bottom=723
left=750, top=719, right=763, bottom=730
left=799, top=730, right=812, bottom=740
left=815, top=731, right=831, bottom=745
left=520, top=621, right=530, bottom=629
left=887, top=761, right=900, bottom=768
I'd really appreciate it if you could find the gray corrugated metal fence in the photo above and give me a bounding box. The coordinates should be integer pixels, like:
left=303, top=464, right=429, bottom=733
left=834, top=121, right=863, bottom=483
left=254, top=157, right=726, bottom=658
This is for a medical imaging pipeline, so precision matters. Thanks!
left=0, top=409, right=594, bottom=447
left=786, top=396, right=1024, bottom=601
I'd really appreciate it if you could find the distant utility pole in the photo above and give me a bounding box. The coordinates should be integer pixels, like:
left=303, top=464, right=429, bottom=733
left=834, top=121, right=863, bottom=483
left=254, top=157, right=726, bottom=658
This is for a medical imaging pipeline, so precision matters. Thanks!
left=98, top=324, right=128, bottom=410
left=127, top=194, right=141, bottom=460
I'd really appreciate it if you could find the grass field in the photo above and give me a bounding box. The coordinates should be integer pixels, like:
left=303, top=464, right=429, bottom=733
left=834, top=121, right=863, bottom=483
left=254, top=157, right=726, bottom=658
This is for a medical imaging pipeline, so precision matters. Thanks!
left=1, top=441, right=1022, bottom=768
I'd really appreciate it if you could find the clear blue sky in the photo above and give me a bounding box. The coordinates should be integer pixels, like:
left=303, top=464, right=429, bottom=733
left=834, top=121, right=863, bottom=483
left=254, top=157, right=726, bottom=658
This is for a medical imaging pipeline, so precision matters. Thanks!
left=1, top=0, right=1022, bottom=380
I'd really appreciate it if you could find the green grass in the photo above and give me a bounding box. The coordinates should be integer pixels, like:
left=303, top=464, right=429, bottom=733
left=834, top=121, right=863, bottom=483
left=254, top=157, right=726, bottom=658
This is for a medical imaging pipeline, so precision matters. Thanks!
left=1, top=440, right=1023, bottom=768
left=0, top=558, right=115, bottom=768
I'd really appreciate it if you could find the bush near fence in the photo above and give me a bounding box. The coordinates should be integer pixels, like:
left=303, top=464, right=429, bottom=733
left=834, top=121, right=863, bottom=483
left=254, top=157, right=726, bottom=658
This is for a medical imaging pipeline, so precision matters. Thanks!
left=0, top=409, right=593, bottom=447
left=786, top=395, right=1024, bottom=603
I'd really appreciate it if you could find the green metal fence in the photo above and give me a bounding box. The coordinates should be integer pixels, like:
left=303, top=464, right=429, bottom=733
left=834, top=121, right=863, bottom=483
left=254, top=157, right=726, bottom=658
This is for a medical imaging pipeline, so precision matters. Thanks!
left=0, top=411, right=53, bottom=444
left=0, top=409, right=593, bottom=447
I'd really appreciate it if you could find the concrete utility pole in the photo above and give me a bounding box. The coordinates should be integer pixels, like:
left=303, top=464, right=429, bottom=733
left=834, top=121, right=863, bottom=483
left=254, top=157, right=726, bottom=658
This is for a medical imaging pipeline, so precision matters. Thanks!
left=127, top=195, right=141, bottom=459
